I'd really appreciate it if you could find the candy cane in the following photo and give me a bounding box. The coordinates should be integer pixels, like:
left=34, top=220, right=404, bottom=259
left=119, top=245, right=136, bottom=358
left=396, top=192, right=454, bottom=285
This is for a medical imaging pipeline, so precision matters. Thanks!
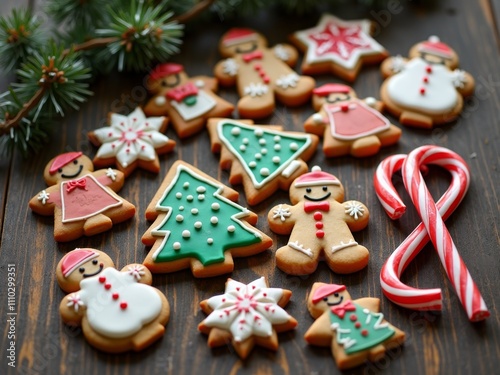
left=374, top=145, right=489, bottom=322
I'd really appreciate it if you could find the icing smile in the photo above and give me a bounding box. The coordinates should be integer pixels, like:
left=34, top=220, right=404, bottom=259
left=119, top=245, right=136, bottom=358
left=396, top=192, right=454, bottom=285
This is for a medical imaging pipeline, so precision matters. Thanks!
left=304, top=192, right=331, bottom=201
left=83, top=264, right=104, bottom=278
left=61, top=165, right=83, bottom=178
left=235, top=43, right=257, bottom=54
left=327, top=296, right=343, bottom=306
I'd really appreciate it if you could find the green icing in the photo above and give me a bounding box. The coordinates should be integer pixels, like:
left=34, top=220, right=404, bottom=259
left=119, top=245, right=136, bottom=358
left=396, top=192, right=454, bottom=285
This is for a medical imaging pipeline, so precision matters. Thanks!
left=218, top=120, right=311, bottom=189
left=184, top=95, right=197, bottom=106
left=152, top=166, right=262, bottom=266
left=328, top=302, right=395, bottom=355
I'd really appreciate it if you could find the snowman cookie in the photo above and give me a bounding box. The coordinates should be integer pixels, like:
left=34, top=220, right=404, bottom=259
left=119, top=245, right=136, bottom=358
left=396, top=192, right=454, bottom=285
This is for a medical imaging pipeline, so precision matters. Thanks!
left=380, top=36, right=475, bottom=128
left=57, top=248, right=170, bottom=353
left=214, top=28, right=315, bottom=119
left=304, top=282, right=405, bottom=370
left=28, top=152, right=135, bottom=242
left=267, top=166, right=369, bottom=275
left=304, top=83, right=401, bottom=157
left=143, top=63, right=234, bottom=138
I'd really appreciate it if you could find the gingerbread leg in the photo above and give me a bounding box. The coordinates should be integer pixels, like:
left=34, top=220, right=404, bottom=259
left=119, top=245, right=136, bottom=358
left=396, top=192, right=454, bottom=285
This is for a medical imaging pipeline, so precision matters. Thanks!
left=324, top=241, right=369, bottom=274
left=400, top=111, right=434, bottom=128
left=275, top=76, right=315, bottom=107
left=237, top=90, right=275, bottom=119
left=83, top=214, right=113, bottom=236
left=275, top=242, right=320, bottom=275
left=351, top=135, right=382, bottom=157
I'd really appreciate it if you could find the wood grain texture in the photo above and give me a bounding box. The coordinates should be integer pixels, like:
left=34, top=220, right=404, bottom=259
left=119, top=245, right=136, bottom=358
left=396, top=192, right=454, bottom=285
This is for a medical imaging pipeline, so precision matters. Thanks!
left=1, top=0, right=499, bottom=374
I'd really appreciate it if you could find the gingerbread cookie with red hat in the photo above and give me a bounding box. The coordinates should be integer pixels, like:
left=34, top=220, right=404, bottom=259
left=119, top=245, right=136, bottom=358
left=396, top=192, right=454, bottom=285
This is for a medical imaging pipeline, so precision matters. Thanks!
left=88, top=107, right=175, bottom=177
left=380, top=36, right=475, bottom=128
left=57, top=248, right=170, bottom=353
left=290, top=14, right=388, bottom=82
left=143, top=63, right=234, bottom=138
left=305, top=282, right=405, bottom=370
left=304, top=84, right=401, bottom=157
left=267, top=166, right=369, bottom=275
left=29, top=152, right=135, bottom=242
left=214, top=28, right=315, bottom=119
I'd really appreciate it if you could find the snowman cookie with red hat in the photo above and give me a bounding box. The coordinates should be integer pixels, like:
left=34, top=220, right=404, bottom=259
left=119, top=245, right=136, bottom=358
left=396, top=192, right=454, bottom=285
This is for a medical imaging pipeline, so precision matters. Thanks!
left=28, top=152, right=135, bottom=242
left=304, top=83, right=401, bottom=157
left=214, top=28, right=315, bottom=119
left=57, top=248, right=170, bottom=353
left=304, top=282, right=405, bottom=370
left=267, top=166, right=370, bottom=275
left=380, top=36, right=475, bottom=128
left=143, top=63, right=234, bottom=138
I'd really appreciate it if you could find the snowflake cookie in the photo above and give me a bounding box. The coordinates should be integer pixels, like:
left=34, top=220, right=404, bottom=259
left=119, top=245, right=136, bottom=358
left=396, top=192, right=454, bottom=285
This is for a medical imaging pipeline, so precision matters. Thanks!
left=305, top=283, right=405, bottom=370
left=141, top=160, right=272, bottom=277
left=267, top=166, right=370, bottom=275
left=56, top=248, right=170, bottom=353
left=88, top=107, right=175, bottom=177
left=198, top=277, right=297, bottom=359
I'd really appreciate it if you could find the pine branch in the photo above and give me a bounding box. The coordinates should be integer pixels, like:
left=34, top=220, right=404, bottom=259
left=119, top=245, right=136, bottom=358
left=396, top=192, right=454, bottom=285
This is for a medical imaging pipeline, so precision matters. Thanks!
left=174, top=0, right=216, bottom=24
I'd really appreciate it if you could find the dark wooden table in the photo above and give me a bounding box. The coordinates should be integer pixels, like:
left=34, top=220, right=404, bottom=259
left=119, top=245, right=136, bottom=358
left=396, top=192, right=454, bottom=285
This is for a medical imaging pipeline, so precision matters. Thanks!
left=1, top=0, right=499, bottom=374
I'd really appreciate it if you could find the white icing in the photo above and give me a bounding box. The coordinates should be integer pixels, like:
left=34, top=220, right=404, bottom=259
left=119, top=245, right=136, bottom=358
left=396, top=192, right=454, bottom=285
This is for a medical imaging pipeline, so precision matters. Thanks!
left=77, top=267, right=162, bottom=338
left=386, top=58, right=459, bottom=114
left=344, top=201, right=365, bottom=219
left=127, top=265, right=146, bottom=281
left=331, top=322, right=357, bottom=349
left=105, top=168, right=117, bottom=181
left=38, top=190, right=50, bottom=204
left=155, top=96, right=167, bottom=106
left=272, top=204, right=291, bottom=221
left=288, top=240, right=313, bottom=258
left=170, top=89, right=216, bottom=121
left=222, top=58, right=239, bottom=76
left=93, top=107, right=169, bottom=167
left=203, top=278, right=291, bottom=342
left=274, top=44, right=290, bottom=61
left=390, top=55, right=406, bottom=73
left=244, top=82, right=269, bottom=97
left=276, top=73, right=299, bottom=89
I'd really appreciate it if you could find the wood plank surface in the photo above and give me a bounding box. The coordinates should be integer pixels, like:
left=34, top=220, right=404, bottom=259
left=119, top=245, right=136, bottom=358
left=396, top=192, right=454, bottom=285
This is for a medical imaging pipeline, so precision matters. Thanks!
left=1, top=0, right=499, bottom=374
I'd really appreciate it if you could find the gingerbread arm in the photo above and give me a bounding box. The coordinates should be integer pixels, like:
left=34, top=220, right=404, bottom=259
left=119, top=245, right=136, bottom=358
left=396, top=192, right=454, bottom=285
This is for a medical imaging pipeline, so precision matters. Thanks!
left=272, top=43, right=299, bottom=67
left=120, top=264, right=153, bottom=285
left=214, top=59, right=238, bottom=87
left=354, top=297, right=380, bottom=312
left=60, top=293, right=86, bottom=326
left=303, top=111, right=327, bottom=137
left=380, top=56, right=408, bottom=78
left=451, top=70, right=475, bottom=97
left=267, top=204, right=297, bottom=235
left=28, top=185, right=59, bottom=215
left=343, top=200, right=370, bottom=232
left=94, top=169, right=125, bottom=192
left=304, top=312, right=334, bottom=347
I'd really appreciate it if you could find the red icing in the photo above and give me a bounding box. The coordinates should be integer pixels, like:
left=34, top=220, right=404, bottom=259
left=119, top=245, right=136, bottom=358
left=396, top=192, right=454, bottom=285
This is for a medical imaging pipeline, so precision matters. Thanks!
left=316, top=230, right=325, bottom=238
left=361, top=329, right=369, bottom=336
left=149, top=63, right=183, bottom=81
left=243, top=50, right=263, bottom=63
left=312, top=284, right=346, bottom=304
left=112, top=293, right=119, bottom=300
left=223, top=28, right=257, bottom=46
left=99, top=276, right=106, bottom=283
left=330, top=300, right=356, bottom=318
left=120, top=302, right=128, bottom=309
left=49, top=152, right=83, bottom=175
left=166, top=82, right=199, bottom=102
left=60, top=248, right=99, bottom=277
left=313, top=83, right=350, bottom=96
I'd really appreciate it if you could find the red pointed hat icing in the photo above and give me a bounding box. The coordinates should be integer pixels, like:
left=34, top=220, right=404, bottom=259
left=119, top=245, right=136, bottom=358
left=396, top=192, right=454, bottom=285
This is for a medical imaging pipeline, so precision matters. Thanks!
left=222, top=28, right=258, bottom=47
left=149, top=63, right=184, bottom=81
left=418, top=36, right=453, bottom=58
left=313, top=84, right=351, bottom=96
left=294, top=166, right=340, bottom=188
left=61, top=248, right=99, bottom=277
left=312, top=284, right=347, bottom=304
left=49, top=152, right=83, bottom=175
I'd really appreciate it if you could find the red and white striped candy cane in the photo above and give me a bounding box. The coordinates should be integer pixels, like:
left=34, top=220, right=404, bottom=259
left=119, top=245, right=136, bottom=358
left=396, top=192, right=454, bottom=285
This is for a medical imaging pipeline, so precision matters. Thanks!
left=374, top=145, right=489, bottom=322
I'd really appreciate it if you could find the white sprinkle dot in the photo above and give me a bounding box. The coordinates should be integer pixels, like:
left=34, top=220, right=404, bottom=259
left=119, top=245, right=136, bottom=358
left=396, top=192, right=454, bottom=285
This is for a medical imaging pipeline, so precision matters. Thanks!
left=261, top=148, right=267, bottom=155
left=227, top=225, right=236, bottom=233
left=290, top=142, right=298, bottom=151
left=207, top=238, right=214, bottom=244
left=259, top=138, right=266, bottom=145
left=249, top=161, right=257, bottom=168
left=274, top=135, right=281, bottom=142
left=176, top=192, right=182, bottom=199
left=211, top=216, right=218, bottom=224
left=198, top=194, right=205, bottom=201
left=242, top=137, right=249, bottom=145
left=194, top=221, right=202, bottom=229
left=231, top=127, right=241, bottom=136
left=179, top=206, right=184, bottom=211
left=182, top=230, right=190, bottom=238
left=183, top=182, right=190, bottom=189
left=254, top=129, right=263, bottom=137
left=176, top=215, right=184, bottom=222
left=260, top=168, right=270, bottom=176
left=273, top=156, right=281, bottom=164
left=211, top=203, right=220, bottom=211
left=274, top=144, right=281, bottom=151
left=196, top=186, right=206, bottom=193
left=187, top=195, right=194, bottom=201
left=240, top=145, right=247, bottom=152
left=191, top=208, right=199, bottom=215
left=255, top=153, right=262, bottom=160
left=173, top=242, right=181, bottom=250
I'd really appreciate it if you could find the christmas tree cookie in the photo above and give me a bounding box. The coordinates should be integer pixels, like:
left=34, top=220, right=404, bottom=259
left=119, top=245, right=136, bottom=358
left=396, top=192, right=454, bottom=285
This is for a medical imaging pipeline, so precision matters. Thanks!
left=142, top=160, right=272, bottom=277
left=143, top=63, right=234, bottom=138
left=380, top=36, right=475, bottom=128
left=305, top=282, right=405, bottom=370
left=198, top=277, right=298, bottom=359
left=57, top=248, right=170, bottom=353
left=207, top=118, right=319, bottom=205
left=88, top=107, right=175, bottom=177
left=290, top=14, right=388, bottom=82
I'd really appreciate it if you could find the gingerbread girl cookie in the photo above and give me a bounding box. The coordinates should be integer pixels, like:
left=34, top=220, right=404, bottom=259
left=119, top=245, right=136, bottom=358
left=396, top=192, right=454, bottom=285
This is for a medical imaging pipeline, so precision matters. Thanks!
left=304, top=282, right=405, bottom=370
left=214, top=28, right=315, bottom=119
left=57, top=248, right=170, bottom=353
left=380, top=36, right=475, bottom=128
left=304, top=84, right=401, bottom=157
left=267, top=166, right=369, bottom=275
left=143, top=63, right=234, bottom=138
left=29, top=152, right=135, bottom=242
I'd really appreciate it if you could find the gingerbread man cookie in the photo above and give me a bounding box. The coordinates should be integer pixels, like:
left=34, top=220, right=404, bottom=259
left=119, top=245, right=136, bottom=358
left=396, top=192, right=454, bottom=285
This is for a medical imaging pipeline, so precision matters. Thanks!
left=267, top=166, right=369, bottom=275
left=198, top=277, right=297, bottom=359
left=290, top=14, right=388, bottom=82
left=57, top=248, right=170, bottom=353
left=304, top=84, right=401, bottom=157
left=380, top=36, right=475, bottom=128
left=29, top=152, right=135, bottom=242
left=88, top=107, right=175, bottom=176
left=143, top=63, right=234, bottom=138
left=304, top=283, right=405, bottom=370
left=214, top=28, right=315, bottom=119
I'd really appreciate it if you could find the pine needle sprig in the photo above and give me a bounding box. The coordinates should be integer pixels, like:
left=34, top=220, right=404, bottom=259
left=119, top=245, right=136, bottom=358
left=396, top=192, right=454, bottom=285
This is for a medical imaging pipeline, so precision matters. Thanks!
left=44, top=0, right=116, bottom=30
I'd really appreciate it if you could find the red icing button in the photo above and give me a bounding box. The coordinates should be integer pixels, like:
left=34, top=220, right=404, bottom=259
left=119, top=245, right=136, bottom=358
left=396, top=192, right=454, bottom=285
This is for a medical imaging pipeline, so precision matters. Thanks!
left=254, top=64, right=262, bottom=71
left=104, top=283, right=111, bottom=290
left=420, top=88, right=426, bottom=95
left=355, top=322, right=362, bottom=328
left=423, top=76, right=429, bottom=83
left=341, top=104, right=350, bottom=112
left=350, top=314, right=357, bottom=321
left=313, top=212, right=323, bottom=220
left=112, top=293, right=119, bottom=300
left=426, top=66, right=433, bottom=73
left=361, top=329, right=369, bottom=336
left=263, top=76, right=270, bottom=83
left=315, top=222, right=324, bottom=229
left=98, top=276, right=106, bottom=283
left=120, top=302, right=128, bottom=310
left=316, top=230, right=325, bottom=238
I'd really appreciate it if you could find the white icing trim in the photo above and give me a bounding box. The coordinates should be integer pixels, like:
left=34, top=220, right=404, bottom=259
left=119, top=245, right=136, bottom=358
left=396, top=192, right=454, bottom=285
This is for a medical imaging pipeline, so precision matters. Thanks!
left=288, top=240, right=313, bottom=258
left=331, top=239, right=358, bottom=254
left=38, top=190, right=50, bottom=205
left=344, top=201, right=365, bottom=220
left=281, top=160, right=301, bottom=178
left=170, top=89, right=216, bottom=121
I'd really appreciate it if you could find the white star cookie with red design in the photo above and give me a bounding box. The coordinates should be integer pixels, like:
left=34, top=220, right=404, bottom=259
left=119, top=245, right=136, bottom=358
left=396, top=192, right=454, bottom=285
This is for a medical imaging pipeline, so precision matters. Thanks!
left=88, top=107, right=175, bottom=176
left=198, top=277, right=297, bottom=359
left=290, top=14, right=388, bottom=82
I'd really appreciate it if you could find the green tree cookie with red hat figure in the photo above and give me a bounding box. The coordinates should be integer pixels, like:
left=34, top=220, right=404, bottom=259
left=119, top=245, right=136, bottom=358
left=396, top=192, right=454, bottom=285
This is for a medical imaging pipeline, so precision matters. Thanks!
left=305, top=282, right=405, bottom=370
left=143, top=63, right=234, bottom=138
left=304, top=83, right=401, bottom=158
left=267, top=166, right=369, bottom=275
left=29, top=152, right=135, bottom=242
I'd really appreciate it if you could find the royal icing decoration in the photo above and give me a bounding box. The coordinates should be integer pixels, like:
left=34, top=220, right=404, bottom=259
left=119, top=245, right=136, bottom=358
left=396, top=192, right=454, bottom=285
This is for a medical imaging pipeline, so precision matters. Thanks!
left=202, top=277, right=291, bottom=342
left=150, top=164, right=263, bottom=265
left=92, top=107, right=170, bottom=168
left=38, top=190, right=50, bottom=205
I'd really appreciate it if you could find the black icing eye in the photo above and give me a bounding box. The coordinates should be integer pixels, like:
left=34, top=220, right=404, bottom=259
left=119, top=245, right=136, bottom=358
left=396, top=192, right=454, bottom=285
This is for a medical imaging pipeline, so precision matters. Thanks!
left=345, top=94, right=351, bottom=100
left=92, top=259, right=98, bottom=265
left=58, top=168, right=63, bottom=173
left=161, top=81, right=168, bottom=87
left=322, top=186, right=328, bottom=191
left=73, top=160, right=78, bottom=165
left=334, top=293, right=339, bottom=297
left=323, top=297, right=328, bottom=301
left=79, top=267, right=85, bottom=273
left=306, top=188, right=312, bottom=193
